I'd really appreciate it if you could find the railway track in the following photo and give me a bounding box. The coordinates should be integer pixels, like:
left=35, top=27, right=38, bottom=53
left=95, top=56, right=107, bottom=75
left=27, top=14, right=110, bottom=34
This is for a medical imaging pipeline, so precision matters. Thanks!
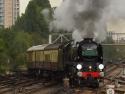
left=0, top=73, right=60, bottom=94
left=97, top=61, right=125, bottom=94
left=0, top=61, right=124, bottom=94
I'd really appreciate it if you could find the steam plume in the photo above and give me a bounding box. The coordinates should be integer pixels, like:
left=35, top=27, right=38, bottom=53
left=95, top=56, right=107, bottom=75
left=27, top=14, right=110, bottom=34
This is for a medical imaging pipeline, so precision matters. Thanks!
left=50, top=0, right=125, bottom=42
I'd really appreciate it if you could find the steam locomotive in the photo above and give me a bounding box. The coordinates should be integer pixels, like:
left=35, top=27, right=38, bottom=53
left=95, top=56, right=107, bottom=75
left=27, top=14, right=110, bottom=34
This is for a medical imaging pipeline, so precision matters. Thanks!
left=26, top=38, right=104, bottom=87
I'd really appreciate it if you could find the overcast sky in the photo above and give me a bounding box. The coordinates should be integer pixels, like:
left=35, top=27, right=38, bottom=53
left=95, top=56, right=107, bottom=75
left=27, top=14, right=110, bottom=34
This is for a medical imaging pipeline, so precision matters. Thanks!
left=20, top=0, right=31, bottom=16
left=49, top=0, right=62, bottom=7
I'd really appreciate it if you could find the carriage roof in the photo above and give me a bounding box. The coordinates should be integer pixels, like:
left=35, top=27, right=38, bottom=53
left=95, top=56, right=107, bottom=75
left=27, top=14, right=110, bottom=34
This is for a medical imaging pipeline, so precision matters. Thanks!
left=44, top=43, right=62, bottom=50
left=27, top=42, right=70, bottom=52
left=27, top=44, right=49, bottom=51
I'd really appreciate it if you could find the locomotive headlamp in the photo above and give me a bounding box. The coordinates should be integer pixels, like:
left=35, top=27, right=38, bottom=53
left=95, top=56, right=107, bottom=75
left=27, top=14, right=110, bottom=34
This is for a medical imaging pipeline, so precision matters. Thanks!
left=89, top=66, right=92, bottom=69
left=98, top=64, right=104, bottom=70
left=76, top=64, right=82, bottom=70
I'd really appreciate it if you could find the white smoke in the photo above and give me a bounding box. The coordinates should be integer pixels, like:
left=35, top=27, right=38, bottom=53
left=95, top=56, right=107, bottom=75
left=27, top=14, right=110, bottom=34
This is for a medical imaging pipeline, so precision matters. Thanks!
left=42, top=8, right=50, bottom=22
left=72, top=30, right=83, bottom=43
left=50, top=0, right=125, bottom=42
left=108, top=0, right=125, bottom=20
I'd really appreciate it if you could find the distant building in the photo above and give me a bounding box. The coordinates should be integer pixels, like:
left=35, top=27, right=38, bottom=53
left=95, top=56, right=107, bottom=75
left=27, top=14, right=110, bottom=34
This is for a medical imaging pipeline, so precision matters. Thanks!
left=0, top=0, right=4, bottom=26
left=0, top=0, right=19, bottom=28
left=107, top=19, right=125, bottom=43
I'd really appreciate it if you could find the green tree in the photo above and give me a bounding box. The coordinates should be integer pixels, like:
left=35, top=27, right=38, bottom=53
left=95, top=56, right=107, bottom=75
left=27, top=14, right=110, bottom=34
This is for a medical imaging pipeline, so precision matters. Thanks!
left=11, top=32, right=33, bottom=70
left=0, top=0, right=52, bottom=74
left=14, top=0, right=51, bottom=39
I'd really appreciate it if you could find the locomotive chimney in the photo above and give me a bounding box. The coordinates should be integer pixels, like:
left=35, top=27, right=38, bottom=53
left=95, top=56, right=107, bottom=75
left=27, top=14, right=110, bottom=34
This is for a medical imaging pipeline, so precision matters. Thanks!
left=84, top=38, right=93, bottom=41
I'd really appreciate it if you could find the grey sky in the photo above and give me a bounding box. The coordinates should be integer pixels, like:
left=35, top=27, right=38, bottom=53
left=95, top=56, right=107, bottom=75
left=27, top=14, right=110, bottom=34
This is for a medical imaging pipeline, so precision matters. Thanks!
left=20, top=0, right=31, bottom=16
left=49, top=0, right=62, bottom=7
